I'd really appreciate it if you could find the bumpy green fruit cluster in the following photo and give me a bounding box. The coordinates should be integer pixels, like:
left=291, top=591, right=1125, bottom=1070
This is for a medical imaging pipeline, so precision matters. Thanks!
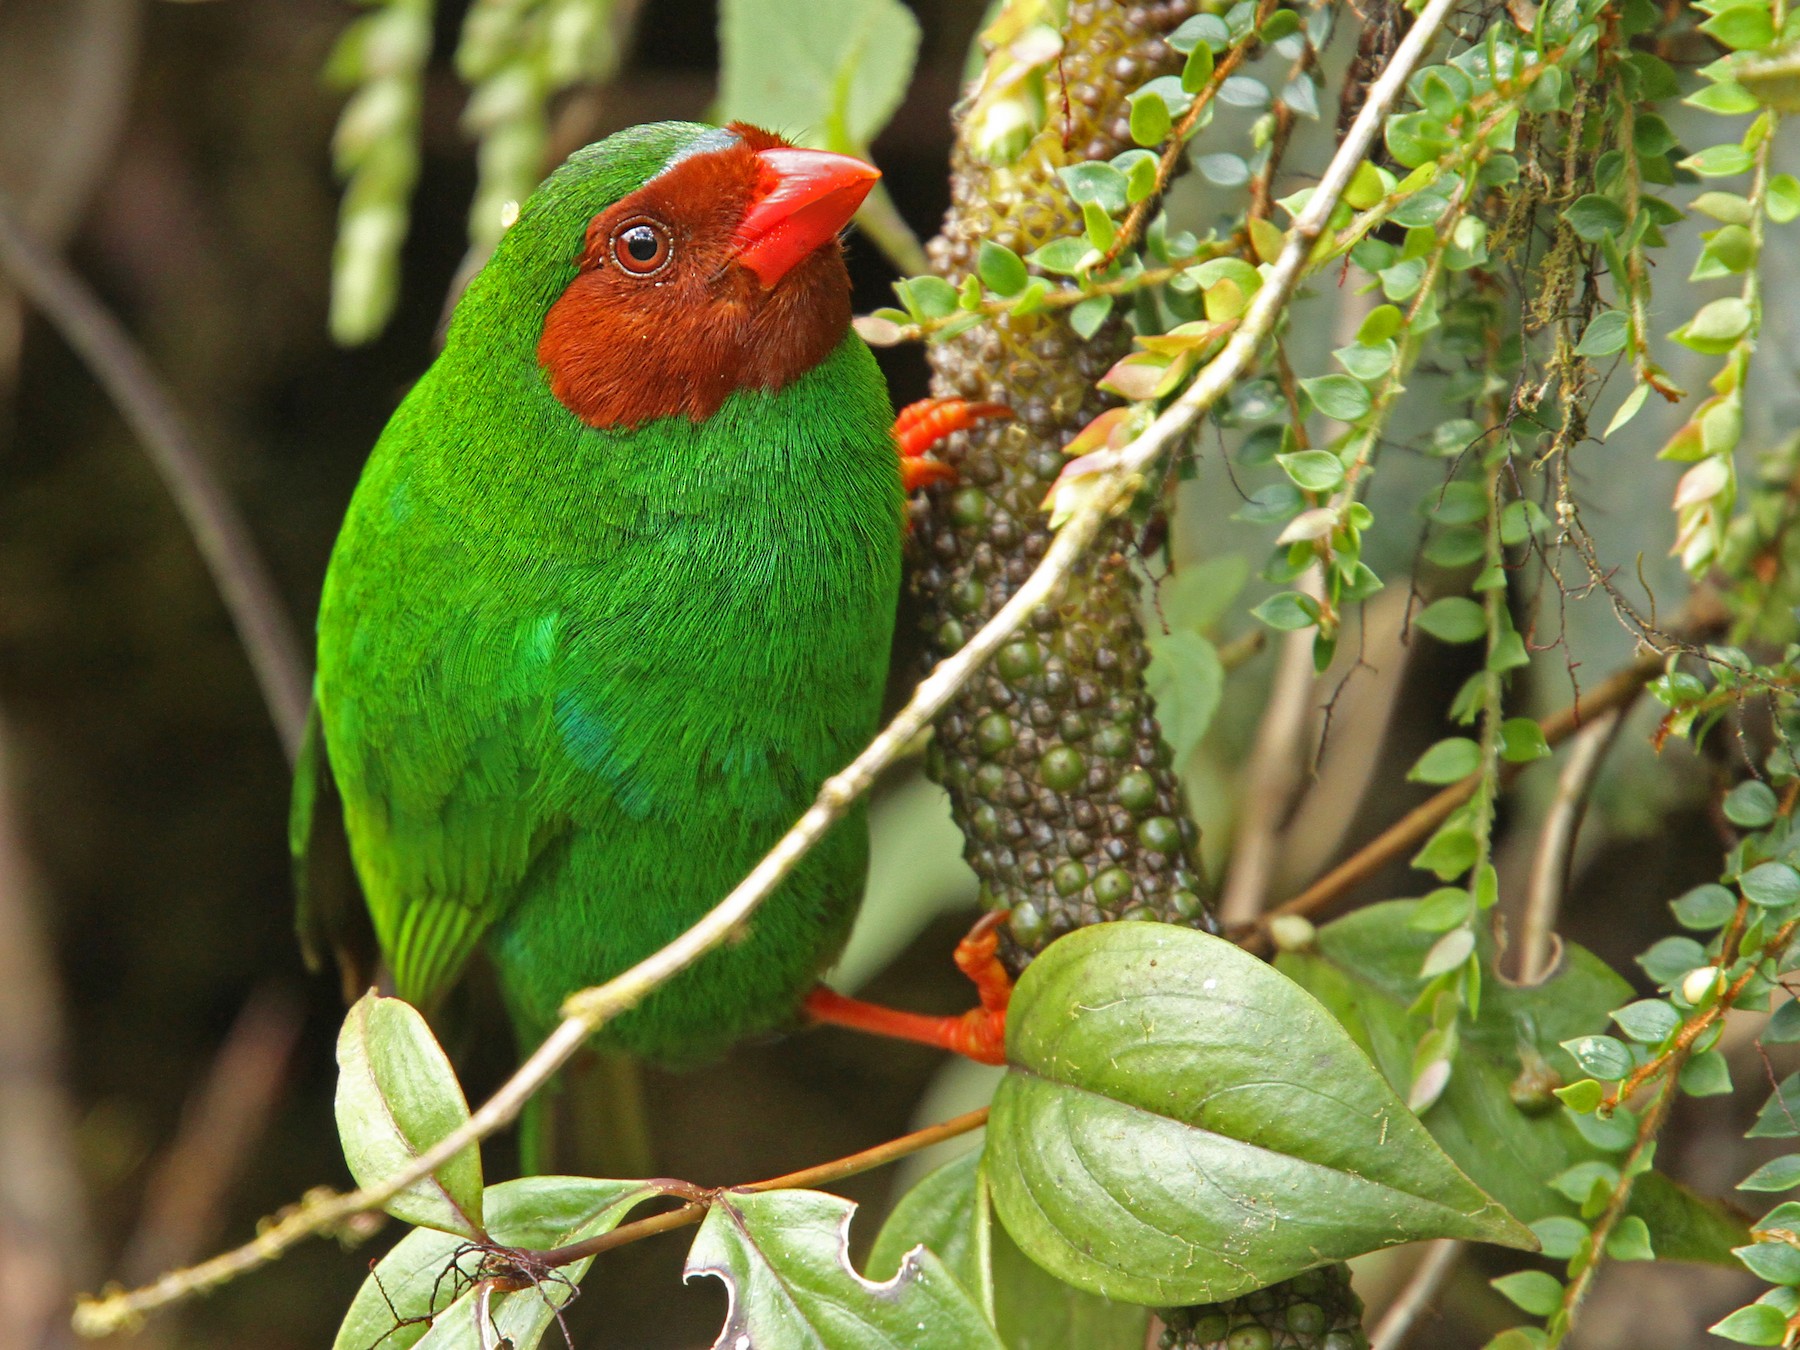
left=914, top=0, right=1209, bottom=960
left=917, top=6, right=1371, bottom=1349
left=1158, top=1266, right=1370, bottom=1350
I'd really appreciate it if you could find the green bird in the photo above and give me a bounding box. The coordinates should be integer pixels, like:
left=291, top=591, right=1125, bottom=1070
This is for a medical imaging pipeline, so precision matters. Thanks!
left=295, top=120, right=1009, bottom=1075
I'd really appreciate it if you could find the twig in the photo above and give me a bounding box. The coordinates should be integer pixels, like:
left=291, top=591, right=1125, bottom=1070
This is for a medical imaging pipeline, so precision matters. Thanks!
left=1369, top=1239, right=1465, bottom=1350
left=531, top=1106, right=991, bottom=1269
left=71, top=1, right=1458, bottom=1330
left=1094, top=0, right=1280, bottom=271
left=856, top=249, right=1227, bottom=346
left=1240, top=648, right=1668, bottom=949
left=1517, top=706, right=1628, bottom=983
left=0, top=197, right=311, bottom=764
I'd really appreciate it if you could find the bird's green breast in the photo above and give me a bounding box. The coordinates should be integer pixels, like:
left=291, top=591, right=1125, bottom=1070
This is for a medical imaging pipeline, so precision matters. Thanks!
left=316, top=332, right=900, bottom=1057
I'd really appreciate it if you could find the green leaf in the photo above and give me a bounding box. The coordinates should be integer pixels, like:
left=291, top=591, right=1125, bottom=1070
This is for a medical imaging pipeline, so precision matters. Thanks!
left=1680, top=1049, right=1734, bottom=1097
left=690, top=1189, right=1002, bottom=1349
left=1561, top=1035, right=1634, bottom=1081
left=1575, top=311, right=1630, bottom=357
left=335, top=993, right=484, bottom=1237
left=1736, top=1238, right=1800, bottom=1284
left=1059, top=162, right=1130, bottom=215
left=1606, top=1214, right=1655, bottom=1260
left=1278, top=449, right=1348, bottom=492
left=977, top=240, right=1029, bottom=298
left=1674, top=296, right=1753, bottom=354
left=1710, top=1303, right=1789, bottom=1345
left=1410, top=738, right=1481, bottom=785
left=1500, top=718, right=1551, bottom=764
left=1767, top=1001, right=1800, bottom=1043
left=1070, top=293, right=1114, bottom=339
left=1740, top=1155, right=1800, bottom=1191
left=333, top=1177, right=656, bottom=1350
left=1280, top=902, right=1751, bottom=1264
left=1492, top=1270, right=1564, bottom=1316
left=1612, top=999, right=1680, bottom=1044
left=1426, top=527, right=1487, bottom=568
left=1253, top=591, right=1321, bottom=631
left=1145, top=631, right=1224, bottom=765
left=1564, top=194, right=1627, bottom=241
left=1028, top=237, right=1094, bottom=276
left=1681, top=143, right=1757, bottom=177
left=1530, top=1215, right=1590, bottom=1259
left=1672, top=883, right=1739, bottom=930
left=1639, top=936, right=1707, bottom=987
left=1726, top=781, right=1780, bottom=828
left=1702, top=4, right=1775, bottom=48
left=1741, top=861, right=1800, bottom=909
left=1770, top=173, right=1800, bottom=223
left=717, top=0, right=919, bottom=153
left=986, top=923, right=1535, bottom=1305
left=896, top=275, right=959, bottom=319
left=1303, top=374, right=1374, bottom=421
left=1417, top=597, right=1489, bottom=644
left=869, top=1150, right=1151, bottom=1348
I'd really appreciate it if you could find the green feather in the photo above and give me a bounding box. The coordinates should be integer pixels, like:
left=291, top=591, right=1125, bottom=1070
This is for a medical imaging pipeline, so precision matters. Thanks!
left=301, top=122, right=900, bottom=1063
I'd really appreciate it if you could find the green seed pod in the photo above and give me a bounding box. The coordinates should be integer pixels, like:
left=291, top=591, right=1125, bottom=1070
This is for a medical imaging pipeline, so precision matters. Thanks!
left=913, top=0, right=1212, bottom=961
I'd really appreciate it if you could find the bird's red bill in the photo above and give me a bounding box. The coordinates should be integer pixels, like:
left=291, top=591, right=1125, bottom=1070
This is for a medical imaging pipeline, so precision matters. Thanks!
left=731, top=147, right=880, bottom=289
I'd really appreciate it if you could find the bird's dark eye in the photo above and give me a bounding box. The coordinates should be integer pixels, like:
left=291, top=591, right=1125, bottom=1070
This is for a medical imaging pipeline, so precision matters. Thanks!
left=610, top=218, right=673, bottom=277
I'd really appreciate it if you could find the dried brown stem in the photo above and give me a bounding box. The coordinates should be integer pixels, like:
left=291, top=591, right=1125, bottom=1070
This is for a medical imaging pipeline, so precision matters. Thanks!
left=529, top=1107, right=991, bottom=1269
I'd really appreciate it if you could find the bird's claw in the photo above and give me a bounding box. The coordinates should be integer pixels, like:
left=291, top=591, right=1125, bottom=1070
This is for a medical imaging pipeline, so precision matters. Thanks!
left=893, top=398, right=1011, bottom=493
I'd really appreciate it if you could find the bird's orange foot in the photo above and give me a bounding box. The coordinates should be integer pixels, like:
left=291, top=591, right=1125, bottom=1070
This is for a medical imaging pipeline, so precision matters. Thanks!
left=893, top=398, right=1010, bottom=493
left=804, top=911, right=1014, bottom=1065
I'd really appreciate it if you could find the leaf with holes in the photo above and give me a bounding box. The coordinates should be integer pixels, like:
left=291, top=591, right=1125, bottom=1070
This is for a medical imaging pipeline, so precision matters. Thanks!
left=689, top=1188, right=1002, bottom=1349
left=869, top=1149, right=1150, bottom=1349
left=335, top=993, right=485, bottom=1237
left=984, top=923, right=1534, bottom=1306
left=334, top=1176, right=657, bottom=1350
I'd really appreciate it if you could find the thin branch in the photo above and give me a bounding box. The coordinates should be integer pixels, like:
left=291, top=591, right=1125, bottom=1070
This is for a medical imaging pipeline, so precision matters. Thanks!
left=71, top=1, right=1459, bottom=1330
left=1241, top=647, right=1670, bottom=950
left=1369, top=1239, right=1465, bottom=1350
left=531, top=1106, right=991, bottom=1270
left=1517, top=705, right=1628, bottom=984
left=0, top=197, right=311, bottom=764
left=1094, top=0, right=1280, bottom=271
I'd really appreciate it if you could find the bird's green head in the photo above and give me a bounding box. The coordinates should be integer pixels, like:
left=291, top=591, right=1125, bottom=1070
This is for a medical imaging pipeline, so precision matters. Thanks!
left=447, top=121, right=879, bottom=430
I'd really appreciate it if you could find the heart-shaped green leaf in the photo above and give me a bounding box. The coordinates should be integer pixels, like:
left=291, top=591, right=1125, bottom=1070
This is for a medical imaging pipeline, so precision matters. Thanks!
left=688, top=1188, right=1002, bottom=1349
left=333, top=1176, right=657, bottom=1350
left=985, top=922, right=1535, bottom=1305
left=335, top=993, right=484, bottom=1237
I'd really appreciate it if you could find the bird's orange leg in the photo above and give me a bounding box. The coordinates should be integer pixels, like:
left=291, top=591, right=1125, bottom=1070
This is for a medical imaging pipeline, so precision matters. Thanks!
left=804, top=911, right=1013, bottom=1065
left=893, top=398, right=1011, bottom=493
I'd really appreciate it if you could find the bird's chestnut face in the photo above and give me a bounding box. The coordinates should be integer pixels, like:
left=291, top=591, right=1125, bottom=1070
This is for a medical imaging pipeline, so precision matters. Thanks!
left=538, top=124, right=878, bottom=431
